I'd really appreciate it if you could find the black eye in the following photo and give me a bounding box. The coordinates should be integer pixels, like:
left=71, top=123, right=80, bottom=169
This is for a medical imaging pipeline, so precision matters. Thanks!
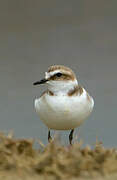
left=56, top=72, right=62, bottom=77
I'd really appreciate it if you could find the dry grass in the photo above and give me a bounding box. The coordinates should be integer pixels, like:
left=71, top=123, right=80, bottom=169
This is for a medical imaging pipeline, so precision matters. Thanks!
left=0, top=132, right=117, bottom=180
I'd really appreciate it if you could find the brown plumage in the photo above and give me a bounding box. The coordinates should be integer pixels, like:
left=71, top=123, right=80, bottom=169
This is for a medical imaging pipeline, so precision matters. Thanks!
left=86, top=92, right=92, bottom=103
left=48, top=65, right=76, bottom=81
left=48, top=65, right=73, bottom=73
left=68, top=86, right=83, bottom=96
left=40, top=90, right=54, bottom=97
left=48, top=73, right=73, bottom=81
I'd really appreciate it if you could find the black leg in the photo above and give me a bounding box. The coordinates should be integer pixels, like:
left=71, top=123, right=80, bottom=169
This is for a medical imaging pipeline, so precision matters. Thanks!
left=48, top=130, right=52, bottom=142
left=69, top=129, right=74, bottom=145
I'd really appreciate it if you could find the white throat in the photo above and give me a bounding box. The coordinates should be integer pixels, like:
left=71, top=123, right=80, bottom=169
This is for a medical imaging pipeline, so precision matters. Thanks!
left=47, top=79, right=78, bottom=95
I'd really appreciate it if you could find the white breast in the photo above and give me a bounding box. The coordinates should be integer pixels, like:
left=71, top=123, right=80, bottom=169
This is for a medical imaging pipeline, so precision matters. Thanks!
left=35, top=89, right=94, bottom=130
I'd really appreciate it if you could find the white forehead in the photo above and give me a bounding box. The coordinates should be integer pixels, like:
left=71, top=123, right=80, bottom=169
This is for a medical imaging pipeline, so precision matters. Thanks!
left=45, top=70, right=61, bottom=79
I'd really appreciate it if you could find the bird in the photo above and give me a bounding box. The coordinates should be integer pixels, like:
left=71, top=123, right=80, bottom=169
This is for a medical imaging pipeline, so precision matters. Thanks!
left=33, top=65, right=94, bottom=145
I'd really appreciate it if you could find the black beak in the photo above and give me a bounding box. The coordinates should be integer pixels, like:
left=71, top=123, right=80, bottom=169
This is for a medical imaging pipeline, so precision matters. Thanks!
left=33, top=78, right=48, bottom=85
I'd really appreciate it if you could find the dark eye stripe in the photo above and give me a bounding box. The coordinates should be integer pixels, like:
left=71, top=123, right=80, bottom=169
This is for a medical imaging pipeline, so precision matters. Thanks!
left=56, top=72, right=62, bottom=77
left=49, top=73, right=72, bottom=81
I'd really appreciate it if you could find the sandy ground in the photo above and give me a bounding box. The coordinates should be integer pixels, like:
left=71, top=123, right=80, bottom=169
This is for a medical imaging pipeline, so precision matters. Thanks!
left=0, top=132, right=117, bottom=180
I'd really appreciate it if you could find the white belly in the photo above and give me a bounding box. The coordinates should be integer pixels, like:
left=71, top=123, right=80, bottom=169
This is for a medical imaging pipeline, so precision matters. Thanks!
left=35, top=90, right=94, bottom=130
